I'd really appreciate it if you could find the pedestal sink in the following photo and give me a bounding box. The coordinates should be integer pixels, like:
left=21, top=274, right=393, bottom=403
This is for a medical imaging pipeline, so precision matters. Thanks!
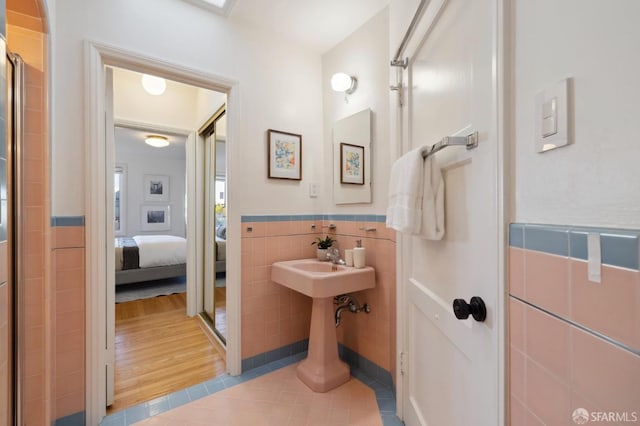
left=271, top=258, right=375, bottom=392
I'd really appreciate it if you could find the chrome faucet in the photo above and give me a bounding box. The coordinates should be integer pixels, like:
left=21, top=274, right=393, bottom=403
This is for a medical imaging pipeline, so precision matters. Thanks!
left=326, top=247, right=346, bottom=265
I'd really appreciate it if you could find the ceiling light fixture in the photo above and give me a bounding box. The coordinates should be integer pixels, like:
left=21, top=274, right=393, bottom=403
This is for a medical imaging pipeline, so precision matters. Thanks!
left=141, top=74, right=167, bottom=96
left=331, top=72, right=358, bottom=103
left=145, top=135, right=170, bottom=148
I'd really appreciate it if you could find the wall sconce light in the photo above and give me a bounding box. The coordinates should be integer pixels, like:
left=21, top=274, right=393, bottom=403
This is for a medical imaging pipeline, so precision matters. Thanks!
left=145, top=135, right=170, bottom=148
left=141, top=74, right=167, bottom=96
left=331, top=72, right=357, bottom=102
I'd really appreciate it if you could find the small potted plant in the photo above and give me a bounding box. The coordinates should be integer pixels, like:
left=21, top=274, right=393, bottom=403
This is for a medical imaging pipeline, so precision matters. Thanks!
left=311, top=236, right=335, bottom=261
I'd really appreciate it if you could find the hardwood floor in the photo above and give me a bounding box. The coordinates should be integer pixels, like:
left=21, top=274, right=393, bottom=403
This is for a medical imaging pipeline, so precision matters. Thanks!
left=108, top=293, right=227, bottom=414
left=214, top=286, right=226, bottom=339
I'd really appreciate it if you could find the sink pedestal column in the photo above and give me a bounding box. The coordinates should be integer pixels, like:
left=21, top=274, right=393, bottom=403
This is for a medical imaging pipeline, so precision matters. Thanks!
left=297, top=296, right=350, bottom=392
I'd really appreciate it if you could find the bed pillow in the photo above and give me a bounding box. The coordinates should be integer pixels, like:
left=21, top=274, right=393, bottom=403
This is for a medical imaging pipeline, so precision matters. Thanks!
left=216, top=225, right=227, bottom=240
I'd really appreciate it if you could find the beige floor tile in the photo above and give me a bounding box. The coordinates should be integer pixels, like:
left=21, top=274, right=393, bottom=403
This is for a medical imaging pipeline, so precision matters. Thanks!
left=134, top=364, right=382, bottom=426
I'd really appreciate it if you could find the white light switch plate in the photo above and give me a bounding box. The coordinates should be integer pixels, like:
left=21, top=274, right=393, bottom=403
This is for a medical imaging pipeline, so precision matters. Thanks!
left=535, top=78, right=571, bottom=153
left=309, top=182, right=318, bottom=198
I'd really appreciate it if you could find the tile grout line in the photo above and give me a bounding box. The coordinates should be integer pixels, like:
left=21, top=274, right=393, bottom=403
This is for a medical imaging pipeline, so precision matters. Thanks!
left=510, top=294, right=640, bottom=357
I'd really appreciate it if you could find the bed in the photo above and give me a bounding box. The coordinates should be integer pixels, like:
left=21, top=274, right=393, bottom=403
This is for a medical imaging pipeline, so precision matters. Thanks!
left=115, top=235, right=187, bottom=285
left=215, top=225, right=226, bottom=274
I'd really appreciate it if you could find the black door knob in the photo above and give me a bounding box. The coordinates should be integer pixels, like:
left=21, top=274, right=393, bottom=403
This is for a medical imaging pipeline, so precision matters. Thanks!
left=452, top=297, right=487, bottom=322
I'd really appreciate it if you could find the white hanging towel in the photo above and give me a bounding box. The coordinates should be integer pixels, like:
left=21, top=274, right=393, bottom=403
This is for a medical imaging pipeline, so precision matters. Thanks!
left=386, top=146, right=425, bottom=234
left=420, top=155, right=445, bottom=240
left=386, top=148, right=445, bottom=240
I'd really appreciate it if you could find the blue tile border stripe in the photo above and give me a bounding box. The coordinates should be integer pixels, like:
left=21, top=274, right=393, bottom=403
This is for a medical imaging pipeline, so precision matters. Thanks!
left=509, top=223, right=524, bottom=248
left=54, top=411, right=85, bottom=426
left=338, top=344, right=394, bottom=390
left=100, top=350, right=400, bottom=426
left=509, top=223, right=640, bottom=270
left=241, top=214, right=387, bottom=223
left=241, top=340, right=393, bottom=390
left=524, top=225, right=569, bottom=257
left=51, top=216, right=85, bottom=227
left=241, top=339, right=309, bottom=371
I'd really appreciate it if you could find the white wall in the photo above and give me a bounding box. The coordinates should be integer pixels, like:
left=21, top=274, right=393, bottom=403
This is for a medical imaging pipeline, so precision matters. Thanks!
left=514, top=0, right=640, bottom=228
left=195, top=87, right=226, bottom=130
left=322, top=7, right=391, bottom=214
left=388, top=0, right=640, bottom=228
left=51, top=0, right=324, bottom=216
left=115, top=135, right=187, bottom=237
left=112, top=67, right=200, bottom=131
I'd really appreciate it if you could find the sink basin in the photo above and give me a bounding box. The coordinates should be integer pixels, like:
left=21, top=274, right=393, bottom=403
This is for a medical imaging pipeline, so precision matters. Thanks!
left=271, top=258, right=375, bottom=393
left=271, top=258, right=375, bottom=298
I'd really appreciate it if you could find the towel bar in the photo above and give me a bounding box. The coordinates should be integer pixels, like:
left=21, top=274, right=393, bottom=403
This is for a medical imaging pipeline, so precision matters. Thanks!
left=422, top=132, right=479, bottom=159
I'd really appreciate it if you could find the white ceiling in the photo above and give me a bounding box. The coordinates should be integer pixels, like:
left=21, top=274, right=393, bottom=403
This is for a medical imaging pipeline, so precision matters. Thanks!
left=115, top=126, right=187, bottom=159
left=229, top=0, right=390, bottom=53
left=113, top=0, right=388, bottom=143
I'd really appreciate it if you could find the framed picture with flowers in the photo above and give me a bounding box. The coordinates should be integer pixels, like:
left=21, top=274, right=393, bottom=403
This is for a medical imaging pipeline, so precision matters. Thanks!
left=267, top=129, right=302, bottom=180
left=340, top=143, right=364, bottom=185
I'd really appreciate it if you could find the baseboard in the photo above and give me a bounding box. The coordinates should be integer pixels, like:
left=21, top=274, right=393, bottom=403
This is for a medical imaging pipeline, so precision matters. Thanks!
left=241, top=339, right=309, bottom=371
left=53, top=411, right=85, bottom=426
left=338, top=344, right=394, bottom=390
left=241, top=340, right=394, bottom=393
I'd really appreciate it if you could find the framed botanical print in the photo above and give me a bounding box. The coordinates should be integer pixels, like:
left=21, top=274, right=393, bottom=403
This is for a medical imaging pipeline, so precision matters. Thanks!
left=340, top=143, right=364, bottom=185
left=268, top=129, right=302, bottom=180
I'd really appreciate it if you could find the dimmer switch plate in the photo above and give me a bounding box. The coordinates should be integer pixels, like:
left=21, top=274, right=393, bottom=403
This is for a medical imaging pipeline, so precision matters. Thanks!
left=535, top=78, right=571, bottom=153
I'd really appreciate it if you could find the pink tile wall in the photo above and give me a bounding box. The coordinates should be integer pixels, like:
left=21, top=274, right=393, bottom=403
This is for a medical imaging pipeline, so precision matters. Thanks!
left=241, top=221, right=318, bottom=358
left=7, top=23, right=52, bottom=425
left=240, top=218, right=397, bottom=379
left=509, top=248, right=640, bottom=424
left=52, top=227, right=86, bottom=419
left=328, top=222, right=396, bottom=375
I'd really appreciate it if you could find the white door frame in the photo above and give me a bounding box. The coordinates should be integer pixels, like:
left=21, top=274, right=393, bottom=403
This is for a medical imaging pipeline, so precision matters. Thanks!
left=84, top=40, right=242, bottom=424
left=392, top=0, right=508, bottom=422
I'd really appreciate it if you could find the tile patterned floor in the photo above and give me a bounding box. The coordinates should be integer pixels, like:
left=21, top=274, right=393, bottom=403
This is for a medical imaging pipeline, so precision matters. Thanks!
left=134, top=364, right=381, bottom=426
left=100, top=353, right=403, bottom=426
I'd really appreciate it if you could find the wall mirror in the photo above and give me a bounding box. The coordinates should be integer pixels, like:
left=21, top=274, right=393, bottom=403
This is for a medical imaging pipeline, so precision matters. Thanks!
left=333, top=108, right=372, bottom=204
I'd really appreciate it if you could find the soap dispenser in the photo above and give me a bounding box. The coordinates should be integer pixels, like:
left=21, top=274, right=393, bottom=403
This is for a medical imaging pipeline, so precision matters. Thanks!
left=353, top=240, right=366, bottom=269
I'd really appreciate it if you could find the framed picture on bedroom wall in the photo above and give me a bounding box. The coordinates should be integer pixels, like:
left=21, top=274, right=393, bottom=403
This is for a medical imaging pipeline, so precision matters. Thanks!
left=141, top=205, right=171, bottom=231
left=143, top=174, right=170, bottom=202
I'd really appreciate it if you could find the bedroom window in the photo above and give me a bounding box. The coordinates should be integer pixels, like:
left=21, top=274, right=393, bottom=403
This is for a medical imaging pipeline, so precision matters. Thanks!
left=114, top=165, right=126, bottom=236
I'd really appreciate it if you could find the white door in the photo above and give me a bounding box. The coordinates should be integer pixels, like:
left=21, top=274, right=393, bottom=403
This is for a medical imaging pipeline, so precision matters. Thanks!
left=397, top=0, right=504, bottom=424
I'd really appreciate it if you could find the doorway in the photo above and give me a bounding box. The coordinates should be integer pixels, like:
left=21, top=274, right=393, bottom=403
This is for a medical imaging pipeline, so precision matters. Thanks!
left=108, top=65, right=227, bottom=412
left=85, top=42, right=242, bottom=424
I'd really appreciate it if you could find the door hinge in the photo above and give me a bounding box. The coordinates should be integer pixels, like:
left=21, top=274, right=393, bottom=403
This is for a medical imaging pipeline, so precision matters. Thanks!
left=400, top=351, right=406, bottom=376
